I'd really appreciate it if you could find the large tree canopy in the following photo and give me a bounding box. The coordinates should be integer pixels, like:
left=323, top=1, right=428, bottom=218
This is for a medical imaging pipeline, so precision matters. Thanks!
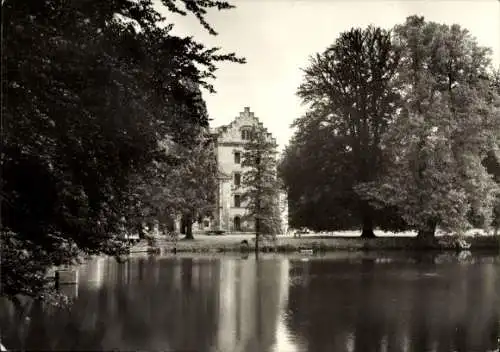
left=282, top=19, right=499, bottom=238
left=279, top=111, right=360, bottom=231
left=2, top=0, right=243, bottom=300
left=137, top=128, right=219, bottom=240
left=282, top=26, right=404, bottom=236
left=356, top=16, right=500, bottom=239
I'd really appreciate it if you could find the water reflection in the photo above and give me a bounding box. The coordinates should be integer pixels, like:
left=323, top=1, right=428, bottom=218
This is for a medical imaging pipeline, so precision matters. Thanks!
left=216, top=257, right=301, bottom=352
left=286, top=254, right=500, bottom=352
left=0, top=253, right=499, bottom=352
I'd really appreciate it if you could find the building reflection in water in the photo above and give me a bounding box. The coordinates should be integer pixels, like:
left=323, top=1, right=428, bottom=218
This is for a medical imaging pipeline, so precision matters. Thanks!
left=1, top=254, right=499, bottom=352
left=271, top=257, right=303, bottom=352
left=216, top=257, right=302, bottom=352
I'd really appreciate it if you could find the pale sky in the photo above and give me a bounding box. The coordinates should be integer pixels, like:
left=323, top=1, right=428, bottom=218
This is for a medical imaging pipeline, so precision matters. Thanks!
left=156, top=0, right=500, bottom=151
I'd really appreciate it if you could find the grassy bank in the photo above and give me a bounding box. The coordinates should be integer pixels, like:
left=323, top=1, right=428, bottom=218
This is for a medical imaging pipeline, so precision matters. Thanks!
left=129, top=234, right=500, bottom=255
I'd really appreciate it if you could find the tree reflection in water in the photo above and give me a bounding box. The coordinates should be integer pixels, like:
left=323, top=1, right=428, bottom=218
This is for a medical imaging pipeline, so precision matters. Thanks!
left=285, top=253, right=500, bottom=352
left=0, top=253, right=498, bottom=352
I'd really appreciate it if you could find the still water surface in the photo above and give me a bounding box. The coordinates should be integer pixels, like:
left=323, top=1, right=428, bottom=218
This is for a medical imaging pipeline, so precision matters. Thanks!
left=1, top=252, right=500, bottom=352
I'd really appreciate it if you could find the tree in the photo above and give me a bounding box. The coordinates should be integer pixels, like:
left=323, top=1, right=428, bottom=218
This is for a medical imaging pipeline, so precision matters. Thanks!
left=1, top=0, right=243, bottom=302
left=484, top=70, right=500, bottom=234
left=144, top=129, right=218, bottom=240
left=279, top=117, right=408, bottom=233
left=291, top=26, right=402, bottom=237
left=481, top=150, right=500, bottom=234
left=279, top=112, right=361, bottom=232
left=356, top=16, right=500, bottom=240
left=241, top=126, right=281, bottom=253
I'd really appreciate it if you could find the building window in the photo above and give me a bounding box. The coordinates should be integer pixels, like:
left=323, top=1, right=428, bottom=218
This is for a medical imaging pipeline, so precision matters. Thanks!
left=234, top=194, right=241, bottom=207
left=234, top=173, right=241, bottom=187
left=233, top=216, right=241, bottom=231
left=241, top=129, right=251, bottom=140
left=234, top=152, right=241, bottom=164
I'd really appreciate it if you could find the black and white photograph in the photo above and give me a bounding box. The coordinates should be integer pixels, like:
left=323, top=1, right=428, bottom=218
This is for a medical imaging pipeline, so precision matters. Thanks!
left=1, top=0, right=500, bottom=351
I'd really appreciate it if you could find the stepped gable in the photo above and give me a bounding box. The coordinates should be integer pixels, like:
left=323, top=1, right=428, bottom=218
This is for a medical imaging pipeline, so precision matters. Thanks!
left=215, top=107, right=276, bottom=145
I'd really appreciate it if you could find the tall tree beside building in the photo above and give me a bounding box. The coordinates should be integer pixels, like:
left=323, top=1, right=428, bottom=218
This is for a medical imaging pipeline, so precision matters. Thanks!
left=170, top=132, right=218, bottom=240
left=356, top=16, right=500, bottom=239
left=132, top=128, right=218, bottom=239
left=290, top=26, right=402, bottom=237
left=241, top=127, right=281, bottom=252
left=279, top=112, right=361, bottom=231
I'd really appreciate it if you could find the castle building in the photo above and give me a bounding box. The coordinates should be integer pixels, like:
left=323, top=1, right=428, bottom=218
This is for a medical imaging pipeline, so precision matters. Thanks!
left=143, top=106, right=288, bottom=236
left=204, top=107, right=286, bottom=233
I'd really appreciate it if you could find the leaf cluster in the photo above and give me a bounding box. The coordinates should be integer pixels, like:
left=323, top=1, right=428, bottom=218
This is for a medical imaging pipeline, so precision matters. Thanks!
left=1, top=0, right=243, bottom=299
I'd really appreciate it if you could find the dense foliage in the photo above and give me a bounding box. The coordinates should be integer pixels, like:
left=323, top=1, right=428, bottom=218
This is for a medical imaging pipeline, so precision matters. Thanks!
left=241, top=126, right=282, bottom=250
left=281, top=17, right=500, bottom=238
left=2, top=0, right=243, bottom=300
left=356, top=16, right=500, bottom=239
left=281, top=26, right=406, bottom=236
left=138, top=130, right=219, bottom=239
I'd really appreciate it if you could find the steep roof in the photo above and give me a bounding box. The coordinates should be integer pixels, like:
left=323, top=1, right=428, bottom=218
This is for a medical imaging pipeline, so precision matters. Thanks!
left=213, top=107, right=276, bottom=144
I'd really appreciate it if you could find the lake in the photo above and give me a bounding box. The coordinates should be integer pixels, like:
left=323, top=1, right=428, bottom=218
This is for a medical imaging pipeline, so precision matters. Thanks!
left=1, top=252, right=500, bottom=352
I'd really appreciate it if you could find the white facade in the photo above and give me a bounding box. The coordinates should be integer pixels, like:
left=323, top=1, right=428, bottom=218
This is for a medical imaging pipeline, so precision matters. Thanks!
left=209, top=107, right=287, bottom=233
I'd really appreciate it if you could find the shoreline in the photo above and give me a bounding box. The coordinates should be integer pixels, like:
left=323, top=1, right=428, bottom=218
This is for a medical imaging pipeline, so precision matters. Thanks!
left=129, top=235, right=500, bottom=255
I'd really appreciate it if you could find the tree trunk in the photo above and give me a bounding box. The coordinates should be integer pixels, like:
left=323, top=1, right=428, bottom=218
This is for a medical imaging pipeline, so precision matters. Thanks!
left=417, top=220, right=437, bottom=241
left=184, top=216, right=194, bottom=240
left=137, top=224, right=145, bottom=239
left=180, top=217, right=186, bottom=235
left=255, top=217, right=260, bottom=256
left=361, top=225, right=376, bottom=238
left=360, top=208, right=376, bottom=238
